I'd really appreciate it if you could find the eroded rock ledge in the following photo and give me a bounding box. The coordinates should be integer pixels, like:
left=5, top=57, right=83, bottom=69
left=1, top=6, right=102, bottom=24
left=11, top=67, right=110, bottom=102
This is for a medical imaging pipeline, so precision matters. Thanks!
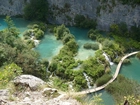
left=0, top=75, right=81, bottom=105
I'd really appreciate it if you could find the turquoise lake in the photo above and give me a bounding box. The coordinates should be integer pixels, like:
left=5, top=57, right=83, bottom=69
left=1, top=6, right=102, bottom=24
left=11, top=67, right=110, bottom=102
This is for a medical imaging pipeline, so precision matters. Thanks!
left=0, top=17, right=30, bottom=34
left=68, top=27, right=96, bottom=60
left=120, top=56, right=140, bottom=83
left=0, top=17, right=140, bottom=105
left=34, top=32, right=63, bottom=61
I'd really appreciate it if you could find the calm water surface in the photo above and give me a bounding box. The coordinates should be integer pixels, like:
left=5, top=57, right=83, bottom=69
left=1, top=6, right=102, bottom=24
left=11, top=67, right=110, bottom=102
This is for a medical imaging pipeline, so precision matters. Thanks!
left=120, top=56, right=140, bottom=83
left=0, top=17, right=30, bottom=34
left=34, top=32, right=63, bottom=61
left=68, top=27, right=96, bottom=60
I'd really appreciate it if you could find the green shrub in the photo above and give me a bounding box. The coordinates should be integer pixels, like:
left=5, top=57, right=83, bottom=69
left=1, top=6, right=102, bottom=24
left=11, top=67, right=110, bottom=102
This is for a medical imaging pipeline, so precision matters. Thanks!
left=48, top=60, right=57, bottom=72
left=136, top=52, right=140, bottom=59
left=113, top=57, right=121, bottom=64
left=24, top=24, right=45, bottom=40
left=96, top=74, right=112, bottom=87
left=87, top=29, right=101, bottom=40
left=27, top=40, right=35, bottom=48
left=123, top=58, right=131, bottom=64
left=83, top=43, right=91, bottom=49
left=105, top=75, right=140, bottom=103
left=73, top=70, right=87, bottom=91
left=24, top=0, right=49, bottom=21
left=62, top=34, right=74, bottom=44
left=91, top=43, right=99, bottom=50
left=40, top=59, right=49, bottom=67
left=74, top=14, right=97, bottom=29
left=0, top=63, right=22, bottom=88
left=23, top=29, right=33, bottom=38
left=28, top=22, right=47, bottom=31
left=52, top=77, right=68, bottom=91
left=83, top=43, right=99, bottom=50
left=35, top=29, right=44, bottom=39
left=55, top=24, right=70, bottom=40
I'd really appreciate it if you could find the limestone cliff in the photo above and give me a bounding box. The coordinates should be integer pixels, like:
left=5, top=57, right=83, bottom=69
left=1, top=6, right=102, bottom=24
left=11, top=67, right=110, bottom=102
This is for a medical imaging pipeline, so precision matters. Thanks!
left=0, top=0, right=29, bottom=16
left=0, top=0, right=139, bottom=30
left=48, top=0, right=140, bottom=30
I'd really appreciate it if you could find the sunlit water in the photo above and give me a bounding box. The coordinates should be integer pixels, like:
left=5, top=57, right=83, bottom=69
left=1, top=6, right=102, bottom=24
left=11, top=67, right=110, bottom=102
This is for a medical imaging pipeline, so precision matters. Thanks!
left=34, top=32, right=63, bottom=61
left=68, top=27, right=96, bottom=60
left=0, top=18, right=140, bottom=105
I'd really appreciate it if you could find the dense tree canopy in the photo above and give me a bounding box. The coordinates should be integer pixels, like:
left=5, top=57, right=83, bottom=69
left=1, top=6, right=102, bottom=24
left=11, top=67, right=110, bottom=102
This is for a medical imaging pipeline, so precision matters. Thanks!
left=74, top=14, right=97, bottom=29
left=24, top=0, right=49, bottom=21
left=0, top=16, right=48, bottom=81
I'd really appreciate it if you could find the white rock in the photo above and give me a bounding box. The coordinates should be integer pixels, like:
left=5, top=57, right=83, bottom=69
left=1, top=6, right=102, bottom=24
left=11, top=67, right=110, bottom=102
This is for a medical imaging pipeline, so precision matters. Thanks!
left=13, top=75, right=46, bottom=91
left=23, top=97, right=30, bottom=102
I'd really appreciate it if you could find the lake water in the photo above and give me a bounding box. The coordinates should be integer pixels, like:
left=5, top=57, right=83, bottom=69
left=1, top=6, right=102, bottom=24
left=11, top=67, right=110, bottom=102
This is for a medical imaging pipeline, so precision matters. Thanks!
left=34, top=32, right=63, bottom=61
left=0, top=17, right=30, bottom=35
left=0, top=17, right=140, bottom=105
left=68, top=27, right=96, bottom=60
left=120, top=56, right=140, bottom=83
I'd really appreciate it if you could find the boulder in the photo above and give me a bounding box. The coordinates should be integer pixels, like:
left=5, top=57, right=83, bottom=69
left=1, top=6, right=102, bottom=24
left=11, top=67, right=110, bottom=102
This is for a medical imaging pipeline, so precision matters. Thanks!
left=13, top=75, right=46, bottom=91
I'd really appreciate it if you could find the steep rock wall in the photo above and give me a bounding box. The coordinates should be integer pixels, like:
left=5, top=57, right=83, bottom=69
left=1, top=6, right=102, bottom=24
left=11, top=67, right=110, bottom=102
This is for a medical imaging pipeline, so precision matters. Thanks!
left=0, top=0, right=29, bottom=16
left=0, top=0, right=139, bottom=30
left=48, top=0, right=140, bottom=30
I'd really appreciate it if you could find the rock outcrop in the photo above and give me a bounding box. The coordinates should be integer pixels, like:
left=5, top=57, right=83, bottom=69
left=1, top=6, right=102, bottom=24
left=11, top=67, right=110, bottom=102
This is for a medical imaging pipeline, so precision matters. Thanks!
left=0, top=0, right=29, bottom=16
left=0, top=75, right=81, bottom=105
left=13, top=75, right=46, bottom=91
left=0, top=0, right=139, bottom=30
left=48, top=0, right=140, bottom=30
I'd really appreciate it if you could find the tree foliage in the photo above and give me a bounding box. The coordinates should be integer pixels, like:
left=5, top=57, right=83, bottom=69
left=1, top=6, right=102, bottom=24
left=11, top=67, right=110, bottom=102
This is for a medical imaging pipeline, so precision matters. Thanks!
left=96, top=74, right=112, bottom=87
left=24, top=0, right=49, bottom=21
left=0, top=17, right=48, bottom=80
left=83, top=43, right=99, bottom=50
left=81, top=57, right=105, bottom=81
left=136, top=52, right=140, bottom=59
left=87, top=29, right=101, bottom=40
left=4, top=16, right=19, bottom=37
left=0, top=63, right=22, bottom=88
left=110, top=23, right=140, bottom=42
left=74, top=14, right=97, bottom=29
left=106, top=75, right=140, bottom=103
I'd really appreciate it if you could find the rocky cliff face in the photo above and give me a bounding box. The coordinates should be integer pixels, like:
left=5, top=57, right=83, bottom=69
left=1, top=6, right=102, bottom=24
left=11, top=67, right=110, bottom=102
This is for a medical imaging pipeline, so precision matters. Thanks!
left=48, top=0, right=140, bottom=30
left=0, top=0, right=139, bottom=30
left=0, top=0, right=29, bottom=16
